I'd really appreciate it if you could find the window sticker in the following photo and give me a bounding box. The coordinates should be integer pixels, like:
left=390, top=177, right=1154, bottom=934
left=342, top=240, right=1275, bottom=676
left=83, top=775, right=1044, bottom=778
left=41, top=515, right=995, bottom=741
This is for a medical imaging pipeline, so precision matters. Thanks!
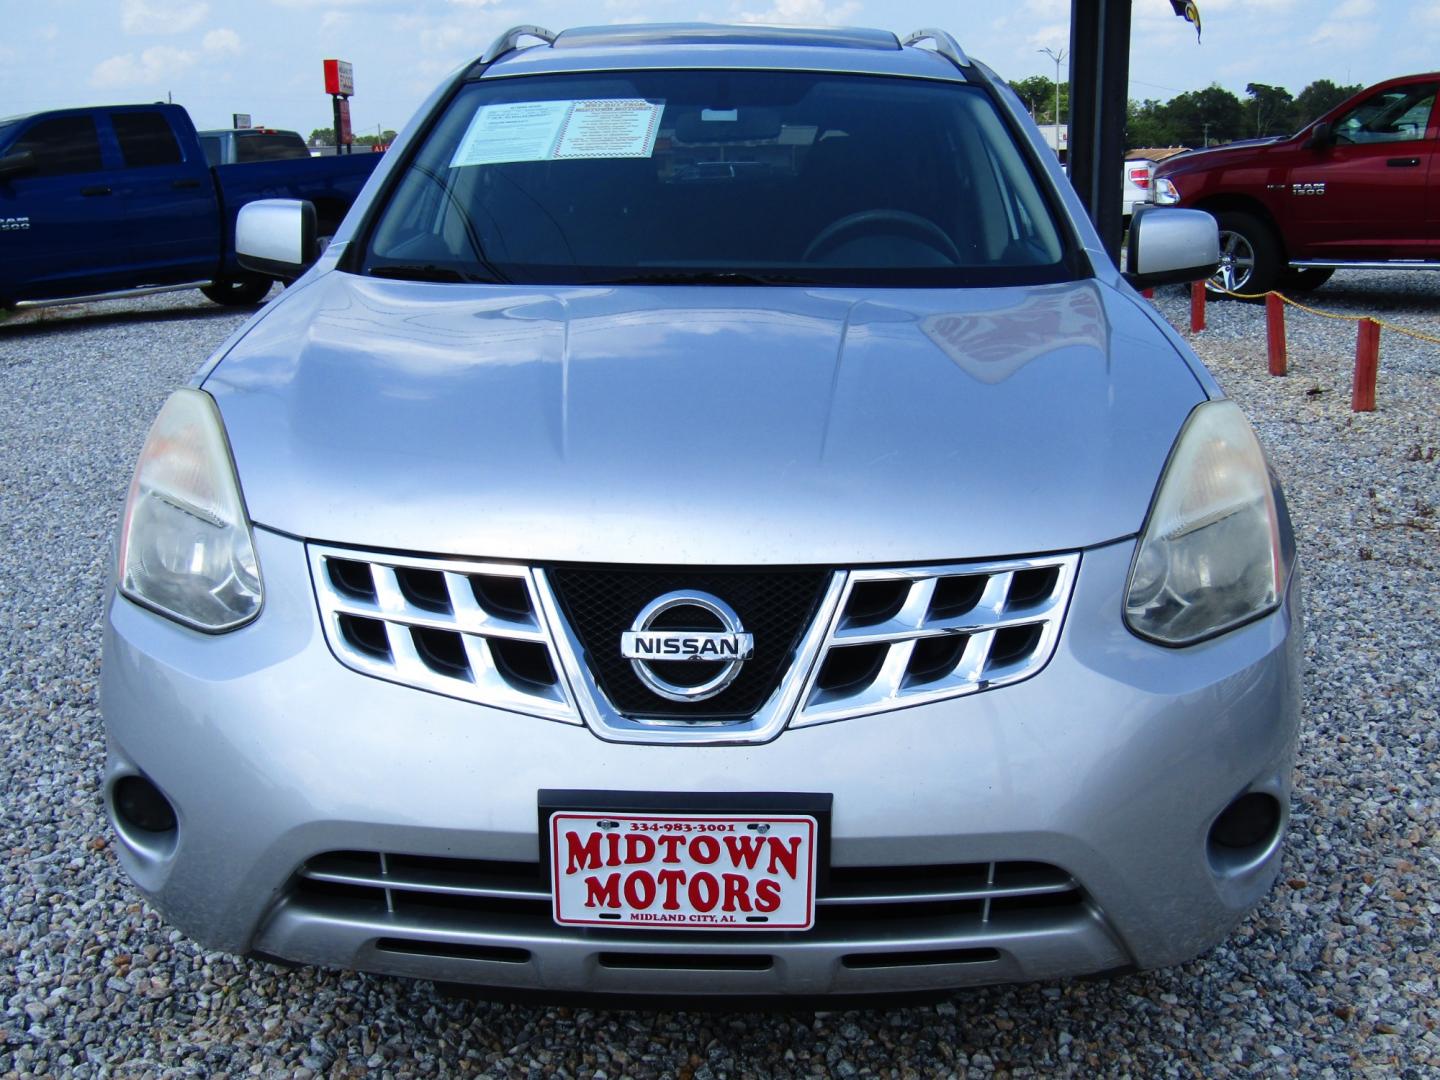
left=450, top=99, right=664, bottom=167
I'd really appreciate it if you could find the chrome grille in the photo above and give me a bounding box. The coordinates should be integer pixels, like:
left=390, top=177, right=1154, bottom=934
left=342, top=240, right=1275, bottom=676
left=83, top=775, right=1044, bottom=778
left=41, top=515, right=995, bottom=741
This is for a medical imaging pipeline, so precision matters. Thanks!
left=794, top=555, right=1079, bottom=726
left=295, top=850, right=1084, bottom=933
left=270, top=852, right=1119, bottom=987
left=308, top=545, right=578, bottom=723
left=308, top=545, right=1077, bottom=736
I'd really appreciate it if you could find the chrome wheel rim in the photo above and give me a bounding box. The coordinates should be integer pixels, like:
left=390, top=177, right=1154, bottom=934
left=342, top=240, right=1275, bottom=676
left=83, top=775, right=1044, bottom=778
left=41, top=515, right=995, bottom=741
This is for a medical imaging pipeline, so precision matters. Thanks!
left=1210, top=229, right=1255, bottom=294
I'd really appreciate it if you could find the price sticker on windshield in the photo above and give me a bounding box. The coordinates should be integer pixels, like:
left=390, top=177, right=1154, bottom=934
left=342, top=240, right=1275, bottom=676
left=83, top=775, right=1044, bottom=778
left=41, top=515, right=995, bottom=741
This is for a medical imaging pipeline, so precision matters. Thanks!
left=451, top=99, right=663, bottom=167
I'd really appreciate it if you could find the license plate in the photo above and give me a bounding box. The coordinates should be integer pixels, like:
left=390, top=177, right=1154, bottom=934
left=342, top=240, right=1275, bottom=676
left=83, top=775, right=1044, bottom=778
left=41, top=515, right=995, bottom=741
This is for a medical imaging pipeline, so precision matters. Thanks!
left=550, top=812, right=818, bottom=930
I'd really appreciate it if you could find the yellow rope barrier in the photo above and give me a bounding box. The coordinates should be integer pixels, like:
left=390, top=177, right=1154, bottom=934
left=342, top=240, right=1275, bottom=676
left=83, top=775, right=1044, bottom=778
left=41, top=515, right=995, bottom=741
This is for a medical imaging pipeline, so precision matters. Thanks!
left=1213, top=287, right=1440, bottom=347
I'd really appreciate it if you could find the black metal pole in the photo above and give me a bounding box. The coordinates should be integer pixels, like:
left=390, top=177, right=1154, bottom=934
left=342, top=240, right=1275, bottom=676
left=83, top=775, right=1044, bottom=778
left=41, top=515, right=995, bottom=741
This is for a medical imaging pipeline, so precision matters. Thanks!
left=331, top=94, right=343, bottom=155
left=1068, top=0, right=1133, bottom=263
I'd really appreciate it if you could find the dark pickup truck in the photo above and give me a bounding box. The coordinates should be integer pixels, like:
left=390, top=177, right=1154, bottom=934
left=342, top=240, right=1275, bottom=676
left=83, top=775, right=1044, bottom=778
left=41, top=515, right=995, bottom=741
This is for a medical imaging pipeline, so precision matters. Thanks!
left=0, top=103, right=381, bottom=308
left=1152, top=73, right=1439, bottom=295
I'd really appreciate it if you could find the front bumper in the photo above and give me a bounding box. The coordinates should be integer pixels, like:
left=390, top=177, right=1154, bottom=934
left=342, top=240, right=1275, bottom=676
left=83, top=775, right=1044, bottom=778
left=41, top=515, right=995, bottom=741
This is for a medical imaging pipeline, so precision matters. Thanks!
left=101, top=527, right=1302, bottom=996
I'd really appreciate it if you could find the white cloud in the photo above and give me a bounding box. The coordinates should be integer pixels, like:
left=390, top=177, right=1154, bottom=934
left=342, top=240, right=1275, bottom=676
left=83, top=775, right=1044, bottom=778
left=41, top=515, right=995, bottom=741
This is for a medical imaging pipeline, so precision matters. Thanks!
left=1307, top=0, right=1380, bottom=48
left=202, top=27, right=241, bottom=55
left=121, top=0, right=210, bottom=34
left=91, top=44, right=198, bottom=88
left=1020, top=0, right=1069, bottom=17
left=320, top=10, right=351, bottom=29
left=392, top=7, right=517, bottom=59
left=731, top=0, right=862, bottom=25
left=1027, top=23, right=1069, bottom=51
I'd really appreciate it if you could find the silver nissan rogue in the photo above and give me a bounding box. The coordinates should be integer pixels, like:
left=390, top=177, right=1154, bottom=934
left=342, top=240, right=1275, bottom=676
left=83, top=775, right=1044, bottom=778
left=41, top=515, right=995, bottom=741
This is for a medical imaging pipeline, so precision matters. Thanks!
left=102, top=23, right=1303, bottom=999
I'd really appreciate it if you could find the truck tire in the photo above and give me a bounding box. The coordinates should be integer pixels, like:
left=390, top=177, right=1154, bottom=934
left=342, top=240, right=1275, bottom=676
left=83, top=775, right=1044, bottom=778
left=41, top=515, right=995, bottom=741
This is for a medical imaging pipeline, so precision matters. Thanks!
left=1277, top=267, right=1334, bottom=293
left=1209, top=211, right=1281, bottom=299
left=201, top=274, right=273, bottom=307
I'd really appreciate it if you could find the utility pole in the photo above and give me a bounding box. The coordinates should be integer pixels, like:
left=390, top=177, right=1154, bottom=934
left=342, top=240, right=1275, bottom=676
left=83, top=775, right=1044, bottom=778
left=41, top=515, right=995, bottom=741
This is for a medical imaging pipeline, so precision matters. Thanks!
left=1038, top=47, right=1067, bottom=154
left=1202, top=121, right=1211, bottom=147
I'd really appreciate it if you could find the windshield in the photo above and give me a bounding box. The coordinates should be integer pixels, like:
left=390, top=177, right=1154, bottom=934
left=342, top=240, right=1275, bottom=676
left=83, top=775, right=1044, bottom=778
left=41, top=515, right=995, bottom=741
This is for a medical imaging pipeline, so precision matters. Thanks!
left=235, top=132, right=310, bottom=162
left=361, top=71, right=1070, bottom=287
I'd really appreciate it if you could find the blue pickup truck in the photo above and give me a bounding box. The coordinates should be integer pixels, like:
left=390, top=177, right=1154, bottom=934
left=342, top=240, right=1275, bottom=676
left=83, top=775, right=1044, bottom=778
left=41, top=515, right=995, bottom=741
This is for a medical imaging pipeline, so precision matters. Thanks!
left=0, top=103, right=380, bottom=308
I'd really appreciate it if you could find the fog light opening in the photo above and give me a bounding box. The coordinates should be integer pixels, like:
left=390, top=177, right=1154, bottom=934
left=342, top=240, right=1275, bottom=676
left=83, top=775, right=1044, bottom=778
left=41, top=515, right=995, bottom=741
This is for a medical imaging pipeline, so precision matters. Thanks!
left=114, top=775, right=178, bottom=835
left=1207, top=792, right=1282, bottom=874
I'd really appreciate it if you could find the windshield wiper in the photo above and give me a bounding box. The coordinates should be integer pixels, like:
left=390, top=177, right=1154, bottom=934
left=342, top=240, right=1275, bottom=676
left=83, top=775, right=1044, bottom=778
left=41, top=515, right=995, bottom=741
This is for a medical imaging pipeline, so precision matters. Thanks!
left=592, top=270, right=816, bottom=286
left=367, top=264, right=500, bottom=284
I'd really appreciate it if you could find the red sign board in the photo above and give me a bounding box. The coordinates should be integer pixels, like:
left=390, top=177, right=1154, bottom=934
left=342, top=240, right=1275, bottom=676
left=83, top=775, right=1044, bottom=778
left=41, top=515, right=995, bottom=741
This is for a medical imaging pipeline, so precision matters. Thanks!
left=323, top=58, right=354, bottom=97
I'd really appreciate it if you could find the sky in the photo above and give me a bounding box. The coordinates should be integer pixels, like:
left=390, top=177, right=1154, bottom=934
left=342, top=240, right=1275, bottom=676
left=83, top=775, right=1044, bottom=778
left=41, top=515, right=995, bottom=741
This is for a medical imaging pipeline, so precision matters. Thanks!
left=0, top=0, right=1435, bottom=138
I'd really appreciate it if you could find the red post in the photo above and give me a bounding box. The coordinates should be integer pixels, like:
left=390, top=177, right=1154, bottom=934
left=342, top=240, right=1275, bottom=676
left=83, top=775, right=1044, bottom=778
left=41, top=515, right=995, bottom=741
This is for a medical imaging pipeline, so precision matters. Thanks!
left=1190, top=281, right=1205, bottom=332
left=1265, top=292, right=1287, bottom=376
left=1352, top=319, right=1380, bottom=412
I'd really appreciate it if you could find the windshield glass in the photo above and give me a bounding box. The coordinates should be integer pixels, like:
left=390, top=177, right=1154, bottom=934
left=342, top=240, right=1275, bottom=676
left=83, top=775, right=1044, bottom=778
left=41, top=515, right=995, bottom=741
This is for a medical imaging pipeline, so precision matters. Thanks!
left=361, top=71, right=1070, bottom=287
left=235, top=133, right=310, bottom=162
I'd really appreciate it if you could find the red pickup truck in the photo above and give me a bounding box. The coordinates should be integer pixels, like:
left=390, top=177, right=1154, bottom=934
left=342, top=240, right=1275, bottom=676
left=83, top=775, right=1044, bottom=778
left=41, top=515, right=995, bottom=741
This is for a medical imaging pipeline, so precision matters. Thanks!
left=1151, top=73, right=1438, bottom=295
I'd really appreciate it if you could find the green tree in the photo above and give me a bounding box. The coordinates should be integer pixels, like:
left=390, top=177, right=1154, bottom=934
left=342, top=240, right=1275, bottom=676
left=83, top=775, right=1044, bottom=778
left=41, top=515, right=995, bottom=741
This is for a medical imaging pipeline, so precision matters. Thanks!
left=1245, top=82, right=1295, bottom=136
left=308, top=127, right=335, bottom=145
left=1164, top=83, right=1246, bottom=146
left=1007, top=75, right=1069, bottom=124
left=1292, top=80, right=1364, bottom=128
left=1126, top=98, right=1183, bottom=147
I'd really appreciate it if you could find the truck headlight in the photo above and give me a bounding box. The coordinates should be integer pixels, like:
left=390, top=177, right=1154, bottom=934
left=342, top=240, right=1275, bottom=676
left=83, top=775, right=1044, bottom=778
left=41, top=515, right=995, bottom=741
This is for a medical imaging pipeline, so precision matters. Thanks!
left=118, top=389, right=262, bottom=632
left=1152, top=177, right=1181, bottom=205
left=1125, top=401, right=1282, bottom=645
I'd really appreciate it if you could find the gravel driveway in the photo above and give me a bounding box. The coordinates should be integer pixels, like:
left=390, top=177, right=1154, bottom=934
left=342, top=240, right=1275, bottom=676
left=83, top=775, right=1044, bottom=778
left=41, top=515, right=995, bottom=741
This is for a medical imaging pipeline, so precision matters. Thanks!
left=2, top=274, right=1437, bottom=1078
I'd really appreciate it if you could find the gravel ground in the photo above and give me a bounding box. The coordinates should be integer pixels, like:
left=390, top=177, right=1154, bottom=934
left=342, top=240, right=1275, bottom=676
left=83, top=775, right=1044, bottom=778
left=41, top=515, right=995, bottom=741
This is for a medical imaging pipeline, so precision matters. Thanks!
left=2, top=273, right=1438, bottom=1078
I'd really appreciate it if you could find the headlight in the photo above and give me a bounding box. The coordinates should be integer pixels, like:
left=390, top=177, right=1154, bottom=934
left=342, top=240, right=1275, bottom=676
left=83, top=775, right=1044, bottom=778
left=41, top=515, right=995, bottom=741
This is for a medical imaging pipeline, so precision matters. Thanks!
left=1125, top=401, right=1282, bottom=645
left=1152, top=177, right=1181, bottom=205
left=118, top=389, right=262, bottom=632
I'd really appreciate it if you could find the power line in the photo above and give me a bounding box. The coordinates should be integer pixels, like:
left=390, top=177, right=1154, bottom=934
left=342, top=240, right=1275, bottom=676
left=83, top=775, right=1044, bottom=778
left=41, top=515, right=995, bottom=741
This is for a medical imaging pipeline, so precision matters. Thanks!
left=1129, top=78, right=1185, bottom=93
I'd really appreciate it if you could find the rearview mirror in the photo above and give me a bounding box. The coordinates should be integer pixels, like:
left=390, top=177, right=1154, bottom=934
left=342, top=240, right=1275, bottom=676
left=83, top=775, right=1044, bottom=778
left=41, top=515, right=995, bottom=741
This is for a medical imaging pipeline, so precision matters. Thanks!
left=1122, top=207, right=1219, bottom=290
left=236, top=198, right=317, bottom=279
left=0, top=149, right=35, bottom=179
left=673, top=108, right=783, bottom=144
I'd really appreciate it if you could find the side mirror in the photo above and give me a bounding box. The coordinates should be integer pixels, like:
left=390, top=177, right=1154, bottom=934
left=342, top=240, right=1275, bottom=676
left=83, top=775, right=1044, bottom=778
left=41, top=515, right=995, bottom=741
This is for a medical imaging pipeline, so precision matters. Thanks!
left=0, top=149, right=35, bottom=179
left=236, top=198, right=317, bottom=279
left=1122, top=206, right=1219, bottom=290
left=1303, top=122, right=1334, bottom=150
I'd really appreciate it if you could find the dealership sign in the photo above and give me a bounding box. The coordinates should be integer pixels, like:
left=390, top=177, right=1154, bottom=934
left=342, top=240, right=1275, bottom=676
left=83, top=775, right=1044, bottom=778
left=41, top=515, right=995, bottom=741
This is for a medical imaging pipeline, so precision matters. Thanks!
left=550, top=813, right=818, bottom=930
left=323, top=59, right=354, bottom=97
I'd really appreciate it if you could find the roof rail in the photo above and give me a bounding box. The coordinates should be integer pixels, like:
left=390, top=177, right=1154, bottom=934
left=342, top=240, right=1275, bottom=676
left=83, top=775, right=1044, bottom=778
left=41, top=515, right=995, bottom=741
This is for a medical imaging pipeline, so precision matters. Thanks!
left=481, top=24, right=557, bottom=65
left=901, top=28, right=971, bottom=70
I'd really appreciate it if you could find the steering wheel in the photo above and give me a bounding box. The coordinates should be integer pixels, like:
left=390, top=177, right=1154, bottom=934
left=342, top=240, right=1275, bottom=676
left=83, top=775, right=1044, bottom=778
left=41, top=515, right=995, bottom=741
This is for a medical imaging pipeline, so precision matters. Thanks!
left=803, top=209, right=962, bottom=264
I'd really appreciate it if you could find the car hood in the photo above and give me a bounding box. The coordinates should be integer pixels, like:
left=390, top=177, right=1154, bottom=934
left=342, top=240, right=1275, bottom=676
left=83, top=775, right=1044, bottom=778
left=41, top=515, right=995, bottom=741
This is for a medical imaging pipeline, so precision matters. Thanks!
left=1156, top=137, right=1289, bottom=176
left=205, top=272, right=1206, bottom=565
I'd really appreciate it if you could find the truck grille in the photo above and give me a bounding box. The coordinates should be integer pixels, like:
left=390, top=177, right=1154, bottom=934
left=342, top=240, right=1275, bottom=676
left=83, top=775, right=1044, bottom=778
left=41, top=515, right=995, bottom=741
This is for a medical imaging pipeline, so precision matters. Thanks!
left=308, top=545, right=578, bottom=724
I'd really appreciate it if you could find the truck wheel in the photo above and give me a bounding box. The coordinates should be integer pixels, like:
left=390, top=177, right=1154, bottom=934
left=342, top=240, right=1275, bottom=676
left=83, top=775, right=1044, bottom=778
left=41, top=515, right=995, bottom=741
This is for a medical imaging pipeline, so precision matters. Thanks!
left=1277, top=267, right=1334, bottom=293
left=201, top=275, right=273, bottom=307
left=1209, top=211, right=1280, bottom=299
